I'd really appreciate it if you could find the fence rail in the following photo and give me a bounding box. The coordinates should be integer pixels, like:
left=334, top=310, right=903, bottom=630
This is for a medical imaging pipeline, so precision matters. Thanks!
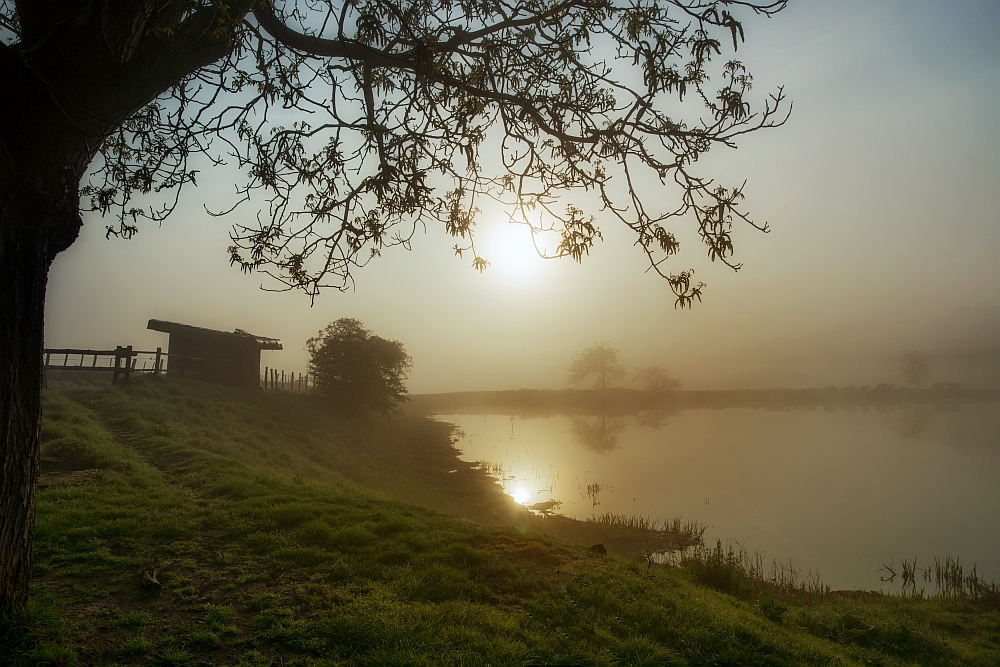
left=43, top=346, right=166, bottom=386
left=44, top=346, right=312, bottom=392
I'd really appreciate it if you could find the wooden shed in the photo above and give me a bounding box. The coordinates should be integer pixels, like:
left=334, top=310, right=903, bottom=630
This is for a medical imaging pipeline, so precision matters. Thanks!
left=147, top=319, right=282, bottom=388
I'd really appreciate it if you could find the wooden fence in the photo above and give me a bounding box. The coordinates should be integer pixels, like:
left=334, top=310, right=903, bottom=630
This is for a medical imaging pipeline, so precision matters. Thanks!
left=43, top=347, right=311, bottom=392
left=261, top=367, right=311, bottom=392
left=43, top=346, right=166, bottom=386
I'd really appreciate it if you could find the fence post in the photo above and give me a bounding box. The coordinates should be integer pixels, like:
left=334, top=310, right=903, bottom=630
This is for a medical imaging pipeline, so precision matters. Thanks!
left=154, top=347, right=162, bottom=376
left=112, top=346, right=122, bottom=385
left=122, top=345, right=132, bottom=384
left=123, top=346, right=134, bottom=385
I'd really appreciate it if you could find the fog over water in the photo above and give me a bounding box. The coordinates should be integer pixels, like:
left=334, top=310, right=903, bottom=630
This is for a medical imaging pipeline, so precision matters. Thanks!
left=443, top=401, right=1000, bottom=591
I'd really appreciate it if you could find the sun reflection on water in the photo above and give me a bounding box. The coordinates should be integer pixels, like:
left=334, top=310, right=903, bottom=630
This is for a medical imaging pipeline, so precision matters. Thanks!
left=510, top=487, right=532, bottom=505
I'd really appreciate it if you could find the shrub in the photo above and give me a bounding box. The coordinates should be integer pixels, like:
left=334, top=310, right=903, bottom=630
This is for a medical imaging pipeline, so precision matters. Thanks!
left=306, top=319, right=412, bottom=417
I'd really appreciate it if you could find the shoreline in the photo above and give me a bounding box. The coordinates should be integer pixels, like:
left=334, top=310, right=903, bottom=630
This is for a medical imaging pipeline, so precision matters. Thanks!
left=408, top=386, right=998, bottom=416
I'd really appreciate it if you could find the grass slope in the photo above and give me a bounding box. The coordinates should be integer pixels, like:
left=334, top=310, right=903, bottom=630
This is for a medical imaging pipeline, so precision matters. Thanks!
left=5, top=378, right=998, bottom=666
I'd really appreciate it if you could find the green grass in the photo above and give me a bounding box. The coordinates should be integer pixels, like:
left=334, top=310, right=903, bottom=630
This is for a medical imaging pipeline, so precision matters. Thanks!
left=5, top=378, right=998, bottom=665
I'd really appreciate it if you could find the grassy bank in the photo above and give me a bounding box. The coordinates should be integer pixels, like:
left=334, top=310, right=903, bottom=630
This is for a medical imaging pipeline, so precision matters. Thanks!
left=6, top=378, right=999, bottom=665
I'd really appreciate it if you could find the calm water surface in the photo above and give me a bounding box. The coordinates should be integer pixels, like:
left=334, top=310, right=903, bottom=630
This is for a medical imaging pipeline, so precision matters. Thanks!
left=439, top=404, right=1000, bottom=590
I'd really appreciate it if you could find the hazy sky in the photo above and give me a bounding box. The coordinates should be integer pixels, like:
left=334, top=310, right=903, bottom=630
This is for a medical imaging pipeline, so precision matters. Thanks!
left=45, top=0, right=1000, bottom=393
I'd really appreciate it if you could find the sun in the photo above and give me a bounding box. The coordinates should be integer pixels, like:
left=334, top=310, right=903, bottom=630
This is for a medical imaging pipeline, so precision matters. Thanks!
left=482, top=222, right=548, bottom=284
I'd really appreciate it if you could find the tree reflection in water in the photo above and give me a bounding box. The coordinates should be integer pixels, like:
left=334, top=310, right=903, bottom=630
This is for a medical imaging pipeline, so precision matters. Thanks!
left=570, top=415, right=628, bottom=454
left=897, top=405, right=934, bottom=439
left=633, top=409, right=676, bottom=430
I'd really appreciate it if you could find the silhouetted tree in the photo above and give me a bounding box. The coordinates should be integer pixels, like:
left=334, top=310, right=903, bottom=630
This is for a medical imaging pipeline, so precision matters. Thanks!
left=0, top=1, right=788, bottom=611
left=633, top=364, right=683, bottom=390
left=898, top=350, right=932, bottom=389
left=568, top=343, right=626, bottom=390
left=307, top=319, right=412, bottom=416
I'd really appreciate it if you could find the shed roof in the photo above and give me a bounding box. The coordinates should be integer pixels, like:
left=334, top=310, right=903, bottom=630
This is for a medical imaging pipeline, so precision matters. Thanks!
left=147, top=319, right=282, bottom=350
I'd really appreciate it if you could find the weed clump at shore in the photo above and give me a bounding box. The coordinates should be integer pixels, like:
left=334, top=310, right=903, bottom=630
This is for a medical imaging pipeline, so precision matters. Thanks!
left=671, top=540, right=828, bottom=601
left=585, top=513, right=706, bottom=564
left=880, top=554, right=1000, bottom=603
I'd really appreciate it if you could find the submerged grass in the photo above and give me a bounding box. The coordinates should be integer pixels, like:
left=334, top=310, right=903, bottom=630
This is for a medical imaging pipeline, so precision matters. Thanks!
left=880, top=554, right=1000, bottom=603
left=584, top=513, right=706, bottom=565
left=4, top=378, right=998, bottom=665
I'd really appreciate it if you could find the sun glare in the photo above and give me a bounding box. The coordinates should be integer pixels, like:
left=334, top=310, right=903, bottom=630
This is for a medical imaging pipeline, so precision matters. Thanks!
left=483, top=222, right=549, bottom=284
left=511, top=487, right=532, bottom=505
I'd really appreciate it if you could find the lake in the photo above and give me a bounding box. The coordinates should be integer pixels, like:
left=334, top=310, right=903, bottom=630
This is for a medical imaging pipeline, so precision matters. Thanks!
left=435, top=399, right=1000, bottom=590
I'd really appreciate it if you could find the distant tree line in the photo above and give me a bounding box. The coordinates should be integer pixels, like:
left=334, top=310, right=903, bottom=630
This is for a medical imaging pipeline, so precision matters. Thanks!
left=567, top=345, right=952, bottom=393
left=567, top=343, right=682, bottom=391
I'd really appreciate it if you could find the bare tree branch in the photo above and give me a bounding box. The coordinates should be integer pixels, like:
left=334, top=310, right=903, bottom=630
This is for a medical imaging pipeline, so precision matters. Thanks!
left=67, top=0, right=789, bottom=307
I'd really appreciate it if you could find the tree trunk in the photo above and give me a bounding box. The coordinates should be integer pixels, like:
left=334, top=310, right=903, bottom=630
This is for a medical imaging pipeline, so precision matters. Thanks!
left=0, top=2, right=238, bottom=618
left=0, top=180, right=81, bottom=617
left=0, top=228, right=46, bottom=616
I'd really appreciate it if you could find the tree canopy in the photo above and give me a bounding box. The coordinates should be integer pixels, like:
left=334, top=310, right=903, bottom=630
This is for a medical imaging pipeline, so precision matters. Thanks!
left=633, top=364, right=682, bottom=390
left=307, top=319, right=412, bottom=416
left=1, top=0, right=787, bottom=306
left=897, top=350, right=932, bottom=389
left=568, top=342, right=626, bottom=390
